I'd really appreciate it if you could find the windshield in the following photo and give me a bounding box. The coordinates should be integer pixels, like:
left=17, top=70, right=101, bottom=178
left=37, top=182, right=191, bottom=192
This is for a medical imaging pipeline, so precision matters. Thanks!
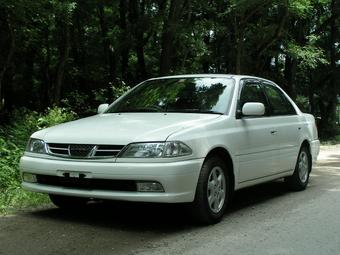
left=106, top=77, right=234, bottom=114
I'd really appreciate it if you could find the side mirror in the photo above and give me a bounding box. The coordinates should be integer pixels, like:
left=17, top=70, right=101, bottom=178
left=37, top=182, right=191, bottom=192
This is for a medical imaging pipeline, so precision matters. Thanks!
left=242, top=102, right=265, bottom=116
left=97, top=103, right=109, bottom=114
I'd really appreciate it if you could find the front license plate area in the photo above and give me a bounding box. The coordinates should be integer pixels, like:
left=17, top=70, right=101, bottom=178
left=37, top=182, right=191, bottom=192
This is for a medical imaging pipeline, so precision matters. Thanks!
left=56, top=170, right=92, bottom=179
left=56, top=171, right=93, bottom=189
left=64, top=172, right=85, bottom=178
left=60, top=177, right=90, bottom=187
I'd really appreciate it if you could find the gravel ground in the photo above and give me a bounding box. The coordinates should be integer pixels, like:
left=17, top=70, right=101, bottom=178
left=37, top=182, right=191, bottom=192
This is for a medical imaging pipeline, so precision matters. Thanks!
left=1, top=145, right=340, bottom=255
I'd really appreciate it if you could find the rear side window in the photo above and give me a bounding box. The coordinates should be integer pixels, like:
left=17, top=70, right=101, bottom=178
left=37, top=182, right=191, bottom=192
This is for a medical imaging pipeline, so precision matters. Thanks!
left=263, top=84, right=296, bottom=115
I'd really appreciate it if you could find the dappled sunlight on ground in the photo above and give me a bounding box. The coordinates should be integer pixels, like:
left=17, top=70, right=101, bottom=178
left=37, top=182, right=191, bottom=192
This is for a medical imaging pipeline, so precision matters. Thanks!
left=315, top=146, right=340, bottom=175
left=325, top=188, right=340, bottom=192
left=314, top=166, right=340, bottom=176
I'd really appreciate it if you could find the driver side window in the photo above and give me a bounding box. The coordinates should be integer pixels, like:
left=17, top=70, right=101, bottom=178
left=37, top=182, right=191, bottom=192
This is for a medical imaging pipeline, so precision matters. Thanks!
left=239, top=82, right=268, bottom=115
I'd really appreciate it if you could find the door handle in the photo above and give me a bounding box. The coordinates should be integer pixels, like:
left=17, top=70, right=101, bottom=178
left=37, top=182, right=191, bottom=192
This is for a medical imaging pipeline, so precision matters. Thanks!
left=270, top=130, right=278, bottom=134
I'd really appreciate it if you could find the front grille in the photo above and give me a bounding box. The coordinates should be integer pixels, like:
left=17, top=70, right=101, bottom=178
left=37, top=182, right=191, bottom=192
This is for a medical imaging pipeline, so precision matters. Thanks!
left=95, top=145, right=125, bottom=157
left=48, top=143, right=69, bottom=156
left=36, top=174, right=137, bottom=191
left=69, top=144, right=94, bottom=157
left=47, top=143, right=125, bottom=159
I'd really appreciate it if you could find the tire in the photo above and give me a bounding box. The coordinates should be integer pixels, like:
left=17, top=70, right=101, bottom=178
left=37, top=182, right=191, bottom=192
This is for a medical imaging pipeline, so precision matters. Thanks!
left=285, top=145, right=311, bottom=191
left=190, top=156, right=231, bottom=224
left=49, top=194, right=88, bottom=209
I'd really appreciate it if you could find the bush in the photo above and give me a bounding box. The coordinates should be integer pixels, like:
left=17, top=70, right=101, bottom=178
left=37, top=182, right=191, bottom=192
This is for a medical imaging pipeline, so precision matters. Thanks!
left=295, top=95, right=310, bottom=113
left=37, top=107, right=77, bottom=129
left=93, top=80, right=131, bottom=103
left=0, top=107, right=77, bottom=213
left=60, top=91, right=93, bottom=117
left=61, top=80, right=131, bottom=117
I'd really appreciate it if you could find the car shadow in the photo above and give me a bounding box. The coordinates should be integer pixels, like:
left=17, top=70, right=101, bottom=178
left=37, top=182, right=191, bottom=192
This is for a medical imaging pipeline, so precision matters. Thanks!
left=229, top=180, right=288, bottom=212
left=28, top=180, right=291, bottom=232
left=31, top=200, right=195, bottom=233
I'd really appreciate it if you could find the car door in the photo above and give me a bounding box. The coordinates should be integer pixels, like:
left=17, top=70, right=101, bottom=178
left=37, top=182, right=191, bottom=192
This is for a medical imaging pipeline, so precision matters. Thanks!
left=234, top=79, right=280, bottom=183
left=261, top=82, right=301, bottom=172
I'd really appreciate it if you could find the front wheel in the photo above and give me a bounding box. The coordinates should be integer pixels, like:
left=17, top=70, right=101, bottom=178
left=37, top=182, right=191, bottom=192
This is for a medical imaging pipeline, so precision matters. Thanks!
left=190, top=156, right=231, bottom=224
left=285, top=146, right=311, bottom=191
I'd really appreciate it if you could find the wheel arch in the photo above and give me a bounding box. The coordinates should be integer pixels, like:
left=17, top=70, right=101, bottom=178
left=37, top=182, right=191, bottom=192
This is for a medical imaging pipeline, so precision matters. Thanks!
left=300, top=139, right=311, bottom=154
left=205, top=147, right=235, bottom=192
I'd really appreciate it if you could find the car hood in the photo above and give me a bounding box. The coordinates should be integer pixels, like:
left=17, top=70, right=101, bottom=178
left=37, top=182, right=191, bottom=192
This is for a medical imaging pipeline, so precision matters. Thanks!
left=33, top=113, right=222, bottom=145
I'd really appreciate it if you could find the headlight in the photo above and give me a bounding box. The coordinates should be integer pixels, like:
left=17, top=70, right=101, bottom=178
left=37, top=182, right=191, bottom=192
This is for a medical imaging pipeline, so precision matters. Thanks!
left=163, top=141, right=192, bottom=157
left=119, top=141, right=192, bottom=158
left=26, top=138, right=47, bottom=154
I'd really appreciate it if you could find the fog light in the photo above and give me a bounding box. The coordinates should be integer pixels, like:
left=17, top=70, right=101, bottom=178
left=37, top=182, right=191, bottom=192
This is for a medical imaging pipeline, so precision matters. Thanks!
left=136, top=181, right=164, bottom=192
left=22, top=173, right=37, bottom=183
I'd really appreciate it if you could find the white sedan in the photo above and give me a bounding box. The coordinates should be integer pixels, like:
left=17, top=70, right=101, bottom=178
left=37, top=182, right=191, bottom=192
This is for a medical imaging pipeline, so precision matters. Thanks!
left=20, top=74, right=320, bottom=224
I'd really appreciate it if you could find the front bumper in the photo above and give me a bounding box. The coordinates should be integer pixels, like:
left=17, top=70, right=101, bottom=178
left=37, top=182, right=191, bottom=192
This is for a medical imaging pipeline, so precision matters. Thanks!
left=20, top=156, right=204, bottom=203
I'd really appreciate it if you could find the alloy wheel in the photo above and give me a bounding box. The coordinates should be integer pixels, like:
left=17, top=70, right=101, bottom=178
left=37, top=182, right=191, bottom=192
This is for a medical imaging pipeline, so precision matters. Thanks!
left=207, top=166, right=226, bottom=213
left=298, top=151, right=309, bottom=183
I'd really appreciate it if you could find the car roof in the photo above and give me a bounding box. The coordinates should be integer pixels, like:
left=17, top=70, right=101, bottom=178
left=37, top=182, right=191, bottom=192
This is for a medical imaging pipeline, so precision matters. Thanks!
left=147, top=74, right=275, bottom=84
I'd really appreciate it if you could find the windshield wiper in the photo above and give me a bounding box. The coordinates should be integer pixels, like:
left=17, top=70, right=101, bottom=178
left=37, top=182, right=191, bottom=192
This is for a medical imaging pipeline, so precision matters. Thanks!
left=166, top=109, right=223, bottom=115
left=198, top=110, right=224, bottom=115
left=110, top=108, right=223, bottom=115
left=110, top=107, right=162, bottom=113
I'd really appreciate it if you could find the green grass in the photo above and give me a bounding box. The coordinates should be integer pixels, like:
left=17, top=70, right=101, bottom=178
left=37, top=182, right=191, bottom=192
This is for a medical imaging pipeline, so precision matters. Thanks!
left=0, top=188, right=50, bottom=214
left=0, top=137, right=50, bottom=214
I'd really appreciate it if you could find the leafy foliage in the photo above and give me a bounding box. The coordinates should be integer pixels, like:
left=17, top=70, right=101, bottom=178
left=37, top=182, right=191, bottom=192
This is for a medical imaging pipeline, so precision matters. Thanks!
left=0, top=107, right=77, bottom=213
left=60, top=80, right=131, bottom=116
left=0, top=0, right=338, bottom=137
left=286, top=41, right=329, bottom=69
left=295, top=95, right=310, bottom=112
left=37, top=107, right=76, bottom=129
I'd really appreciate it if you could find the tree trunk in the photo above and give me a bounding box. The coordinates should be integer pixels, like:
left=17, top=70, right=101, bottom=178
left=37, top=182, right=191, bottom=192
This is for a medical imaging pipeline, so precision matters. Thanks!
left=42, top=27, right=51, bottom=109
left=71, top=5, right=86, bottom=92
left=52, top=19, right=71, bottom=105
left=254, top=1, right=288, bottom=73
left=234, top=24, right=243, bottom=75
left=325, top=0, right=338, bottom=137
left=308, top=74, right=315, bottom=114
left=159, top=0, right=186, bottom=75
left=0, top=15, right=15, bottom=110
left=318, top=0, right=337, bottom=138
left=119, top=0, right=130, bottom=81
left=130, top=0, right=148, bottom=81
left=98, top=2, right=116, bottom=82
left=202, top=33, right=211, bottom=73
left=284, top=56, right=297, bottom=99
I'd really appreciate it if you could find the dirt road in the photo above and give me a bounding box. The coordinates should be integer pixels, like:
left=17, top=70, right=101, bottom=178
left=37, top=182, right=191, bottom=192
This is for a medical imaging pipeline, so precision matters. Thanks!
left=1, top=145, right=340, bottom=255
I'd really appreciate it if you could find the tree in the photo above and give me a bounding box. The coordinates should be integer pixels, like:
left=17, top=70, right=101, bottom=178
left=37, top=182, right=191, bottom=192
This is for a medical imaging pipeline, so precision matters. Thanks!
left=0, top=0, right=338, bottom=137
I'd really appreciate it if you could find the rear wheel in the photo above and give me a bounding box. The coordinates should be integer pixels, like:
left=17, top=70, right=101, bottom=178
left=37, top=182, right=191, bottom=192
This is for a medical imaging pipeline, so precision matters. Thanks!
left=49, top=194, right=88, bottom=209
left=285, top=145, right=311, bottom=191
left=190, top=156, right=231, bottom=224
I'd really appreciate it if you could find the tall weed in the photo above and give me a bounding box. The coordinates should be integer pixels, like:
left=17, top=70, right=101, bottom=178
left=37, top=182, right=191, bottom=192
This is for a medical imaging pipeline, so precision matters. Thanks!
left=0, top=107, right=77, bottom=213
